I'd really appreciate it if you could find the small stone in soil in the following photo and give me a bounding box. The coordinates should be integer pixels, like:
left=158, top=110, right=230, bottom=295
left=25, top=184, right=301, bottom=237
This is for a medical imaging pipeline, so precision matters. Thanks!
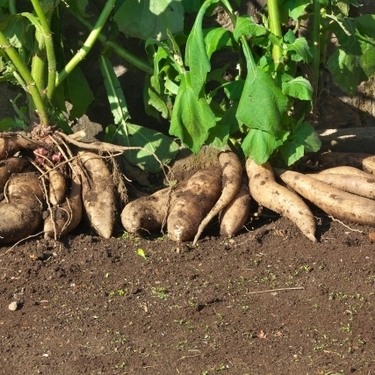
left=8, top=301, right=18, bottom=311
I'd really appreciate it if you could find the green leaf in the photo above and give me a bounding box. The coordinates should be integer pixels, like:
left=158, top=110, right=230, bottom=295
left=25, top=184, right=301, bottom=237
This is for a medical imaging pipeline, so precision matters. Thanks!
left=136, top=248, right=147, bottom=260
left=279, top=121, right=321, bottom=166
left=0, top=15, right=34, bottom=51
left=64, top=66, right=94, bottom=119
left=204, top=27, right=233, bottom=59
left=0, top=117, right=23, bottom=131
left=100, top=55, right=129, bottom=126
left=280, top=0, right=311, bottom=21
left=101, top=56, right=179, bottom=173
left=326, top=17, right=374, bottom=95
left=355, top=14, right=375, bottom=39
left=359, top=41, right=375, bottom=78
left=113, top=0, right=184, bottom=40
left=241, top=128, right=279, bottom=164
left=181, top=0, right=204, bottom=13
left=282, top=76, right=313, bottom=101
left=292, top=121, right=321, bottom=153
left=185, top=1, right=218, bottom=95
left=170, top=72, right=216, bottom=153
left=233, top=15, right=267, bottom=41
left=113, top=122, right=179, bottom=173
left=285, top=34, right=312, bottom=63
left=236, top=67, right=289, bottom=134
left=327, top=48, right=366, bottom=95
left=223, top=80, right=244, bottom=101
left=279, top=141, right=305, bottom=166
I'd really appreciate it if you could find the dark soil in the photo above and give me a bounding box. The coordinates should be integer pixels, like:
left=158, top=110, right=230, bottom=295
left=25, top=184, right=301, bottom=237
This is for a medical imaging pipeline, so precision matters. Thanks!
left=1, top=211, right=375, bottom=375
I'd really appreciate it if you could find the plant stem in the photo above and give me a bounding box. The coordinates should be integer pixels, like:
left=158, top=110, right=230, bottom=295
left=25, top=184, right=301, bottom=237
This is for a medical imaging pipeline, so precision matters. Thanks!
left=31, top=0, right=57, bottom=100
left=267, top=0, right=283, bottom=63
left=8, top=0, right=16, bottom=14
left=31, top=30, right=46, bottom=96
left=311, top=0, right=321, bottom=99
left=0, top=31, right=49, bottom=125
left=71, top=11, right=153, bottom=75
left=56, top=0, right=117, bottom=87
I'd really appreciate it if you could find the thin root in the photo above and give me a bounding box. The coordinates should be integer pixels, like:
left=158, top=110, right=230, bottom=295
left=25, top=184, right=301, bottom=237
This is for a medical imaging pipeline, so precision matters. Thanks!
left=328, top=216, right=364, bottom=233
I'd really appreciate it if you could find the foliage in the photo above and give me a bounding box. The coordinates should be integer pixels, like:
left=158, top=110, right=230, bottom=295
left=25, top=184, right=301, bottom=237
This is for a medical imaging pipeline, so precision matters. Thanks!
left=0, top=0, right=375, bottom=169
left=145, top=0, right=375, bottom=165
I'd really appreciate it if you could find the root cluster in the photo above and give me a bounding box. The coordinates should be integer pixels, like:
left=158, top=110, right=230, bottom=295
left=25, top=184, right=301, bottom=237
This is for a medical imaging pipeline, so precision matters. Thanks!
left=1, top=129, right=375, bottom=247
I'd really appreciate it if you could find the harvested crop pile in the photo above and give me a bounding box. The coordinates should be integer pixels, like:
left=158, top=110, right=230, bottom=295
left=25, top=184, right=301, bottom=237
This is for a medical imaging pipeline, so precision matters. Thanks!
left=0, top=130, right=126, bottom=244
left=2, top=131, right=375, bottom=247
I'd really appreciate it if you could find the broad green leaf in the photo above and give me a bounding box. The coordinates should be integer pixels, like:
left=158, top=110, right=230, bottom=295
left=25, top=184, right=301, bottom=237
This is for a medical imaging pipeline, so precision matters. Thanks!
left=359, top=41, right=375, bottom=78
left=282, top=76, right=313, bottom=101
left=181, top=0, right=204, bottom=13
left=0, top=117, right=21, bottom=131
left=111, top=122, right=179, bottom=173
left=292, top=121, right=321, bottom=152
left=185, top=0, right=220, bottom=95
left=279, top=141, right=305, bottom=166
left=280, top=0, right=310, bottom=21
left=327, top=48, right=366, bottom=95
left=241, top=128, right=279, bottom=164
left=327, top=18, right=371, bottom=95
left=64, top=65, right=94, bottom=118
left=285, top=34, right=312, bottom=63
left=236, top=67, right=289, bottom=134
left=0, top=15, right=34, bottom=51
left=223, top=80, right=244, bottom=101
left=144, top=82, right=171, bottom=120
left=170, top=72, right=216, bottom=153
left=204, top=28, right=233, bottom=59
left=279, top=121, right=321, bottom=166
left=355, top=14, right=375, bottom=39
left=113, top=0, right=184, bottom=40
left=206, top=104, right=240, bottom=149
left=233, top=15, right=267, bottom=41
left=101, top=55, right=178, bottom=172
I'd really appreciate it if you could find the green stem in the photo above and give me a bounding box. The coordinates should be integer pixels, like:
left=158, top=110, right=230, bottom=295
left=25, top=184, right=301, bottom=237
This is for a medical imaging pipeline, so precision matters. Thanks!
left=8, top=0, right=16, bottom=14
left=311, top=0, right=321, bottom=104
left=31, top=0, right=57, bottom=100
left=31, top=29, right=46, bottom=96
left=56, top=0, right=116, bottom=87
left=0, top=30, right=49, bottom=125
left=267, top=0, right=283, bottom=63
left=71, top=11, right=153, bottom=75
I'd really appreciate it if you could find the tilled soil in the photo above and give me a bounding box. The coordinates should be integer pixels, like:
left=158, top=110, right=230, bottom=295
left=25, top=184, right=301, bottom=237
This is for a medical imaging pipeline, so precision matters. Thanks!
left=1, top=213, right=375, bottom=375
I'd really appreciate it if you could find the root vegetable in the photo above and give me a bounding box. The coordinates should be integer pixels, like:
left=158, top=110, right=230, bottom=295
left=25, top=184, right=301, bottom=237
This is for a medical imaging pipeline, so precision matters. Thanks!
left=0, top=157, right=30, bottom=191
left=0, top=172, right=44, bottom=244
left=0, top=137, right=22, bottom=160
left=219, top=178, right=251, bottom=237
left=310, top=152, right=372, bottom=170
left=121, top=187, right=171, bottom=234
left=47, top=168, right=66, bottom=205
left=167, top=168, right=222, bottom=242
left=278, top=169, right=375, bottom=226
left=44, top=171, right=82, bottom=239
left=193, top=151, right=243, bottom=245
left=246, top=159, right=316, bottom=242
left=77, top=151, right=116, bottom=239
left=362, top=156, right=375, bottom=174
left=317, top=166, right=371, bottom=178
left=309, top=173, right=375, bottom=200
